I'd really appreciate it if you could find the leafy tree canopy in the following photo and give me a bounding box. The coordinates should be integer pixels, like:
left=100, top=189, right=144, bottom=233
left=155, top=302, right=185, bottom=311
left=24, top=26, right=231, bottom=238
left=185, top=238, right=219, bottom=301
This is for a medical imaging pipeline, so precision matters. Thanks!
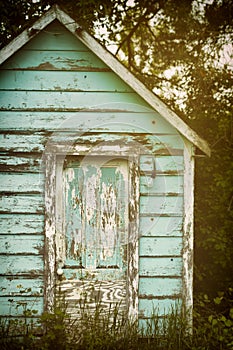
left=0, top=0, right=233, bottom=293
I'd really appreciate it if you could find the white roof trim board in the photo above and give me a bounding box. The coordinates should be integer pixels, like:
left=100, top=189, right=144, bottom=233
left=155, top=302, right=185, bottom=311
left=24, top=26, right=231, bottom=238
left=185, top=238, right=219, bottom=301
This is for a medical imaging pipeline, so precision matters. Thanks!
left=0, top=5, right=211, bottom=156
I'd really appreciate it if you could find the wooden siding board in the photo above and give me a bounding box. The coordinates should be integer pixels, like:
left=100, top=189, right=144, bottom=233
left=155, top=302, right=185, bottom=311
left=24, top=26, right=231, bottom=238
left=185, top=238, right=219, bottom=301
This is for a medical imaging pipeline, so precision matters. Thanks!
left=0, top=154, right=42, bottom=172
left=139, top=298, right=181, bottom=318
left=0, top=134, right=45, bottom=153
left=0, top=173, right=44, bottom=193
left=0, top=91, right=151, bottom=111
left=0, top=277, right=44, bottom=296
left=0, top=235, right=44, bottom=255
left=0, top=112, right=179, bottom=134
left=139, top=237, right=183, bottom=256
left=140, top=155, right=184, bottom=173
left=0, top=297, right=43, bottom=317
left=139, top=277, right=182, bottom=297
left=0, top=256, right=43, bottom=275
left=0, top=134, right=183, bottom=157
left=2, top=50, right=109, bottom=71
left=0, top=214, right=44, bottom=234
left=139, top=216, right=183, bottom=237
left=0, top=71, right=131, bottom=92
left=140, top=196, right=183, bottom=215
left=0, top=194, right=44, bottom=214
left=140, top=175, right=183, bottom=195
left=139, top=257, right=182, bottom=277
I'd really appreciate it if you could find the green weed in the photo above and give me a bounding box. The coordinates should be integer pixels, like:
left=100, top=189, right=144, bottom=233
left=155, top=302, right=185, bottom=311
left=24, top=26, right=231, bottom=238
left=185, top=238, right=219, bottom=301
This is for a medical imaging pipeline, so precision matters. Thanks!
left=0, top=288, right=232, bottom=349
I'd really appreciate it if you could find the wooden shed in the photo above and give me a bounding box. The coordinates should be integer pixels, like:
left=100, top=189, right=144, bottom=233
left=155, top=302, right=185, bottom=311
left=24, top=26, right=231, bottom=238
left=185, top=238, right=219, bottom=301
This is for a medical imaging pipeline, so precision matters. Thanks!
left=0, top=5, right=210, bottom=328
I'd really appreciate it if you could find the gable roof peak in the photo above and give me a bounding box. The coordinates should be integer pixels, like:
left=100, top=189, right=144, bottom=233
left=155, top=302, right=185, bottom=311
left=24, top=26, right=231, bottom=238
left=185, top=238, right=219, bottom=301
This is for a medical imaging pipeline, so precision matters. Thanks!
left=0, top=4, right=210, bottom=156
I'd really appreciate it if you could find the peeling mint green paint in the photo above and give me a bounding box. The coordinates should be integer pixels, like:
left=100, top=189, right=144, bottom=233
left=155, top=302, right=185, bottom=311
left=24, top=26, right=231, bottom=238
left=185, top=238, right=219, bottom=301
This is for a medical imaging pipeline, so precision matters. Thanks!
left=61, top=158, right=128, bottom=309
left=0, top=17, right=193, bottom=326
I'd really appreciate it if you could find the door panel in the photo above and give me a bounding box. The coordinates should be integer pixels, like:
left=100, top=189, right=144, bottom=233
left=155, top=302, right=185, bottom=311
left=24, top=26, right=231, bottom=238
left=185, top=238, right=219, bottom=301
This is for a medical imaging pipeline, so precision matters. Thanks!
left=56, top=157, right=129, bottom=316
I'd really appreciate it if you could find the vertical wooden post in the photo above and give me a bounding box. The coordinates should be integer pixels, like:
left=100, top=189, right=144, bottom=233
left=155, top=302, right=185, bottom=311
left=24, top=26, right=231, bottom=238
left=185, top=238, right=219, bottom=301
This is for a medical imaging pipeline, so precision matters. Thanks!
left=183, top=140, right=195, bottom=330
left=44, top=152, right=56, bottom=312
left=128, top=154, right=140, bottom=319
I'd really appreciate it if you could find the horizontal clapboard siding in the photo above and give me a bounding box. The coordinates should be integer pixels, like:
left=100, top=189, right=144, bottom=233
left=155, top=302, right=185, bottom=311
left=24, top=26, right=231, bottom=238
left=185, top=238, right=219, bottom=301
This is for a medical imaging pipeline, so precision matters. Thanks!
left=0, top=194, right=44, bottom=213
left=0, top=297, right=44, bottom=317
left=0, top=277, right=44, bottom=296
left=139, top=216, right=183, bottom=237
left=0, top=173, right=44, bottom=193
left=0, top=256, right=43, bottom=275
left=0, top=134, right=183, bottom=155
left=0, top=91, right=151, bottom=111
left=0, top=154, right=42, bottom=173
left=0, top=19, right=185, bottom=323
left=0, top=214, right=44, bottom=234
left=0, top=71, right=132, bottom=91
left=0, top=112, right=179, bottom=134
left=138, top=153, right=184, bottom=321
left=2, top=50, right=109, bottom=71
left=0, top=235, right=44, bottom=255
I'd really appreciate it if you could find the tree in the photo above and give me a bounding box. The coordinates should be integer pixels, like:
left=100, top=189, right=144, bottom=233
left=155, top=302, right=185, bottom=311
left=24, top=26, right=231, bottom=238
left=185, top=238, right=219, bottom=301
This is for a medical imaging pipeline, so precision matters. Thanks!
left=0, top=0, right=232, bottom=293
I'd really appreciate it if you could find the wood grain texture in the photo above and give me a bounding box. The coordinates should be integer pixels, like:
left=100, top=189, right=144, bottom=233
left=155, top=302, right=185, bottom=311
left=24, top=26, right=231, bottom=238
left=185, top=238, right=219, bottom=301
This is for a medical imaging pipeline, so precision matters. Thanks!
left=57, top=279, right=127, bottom=317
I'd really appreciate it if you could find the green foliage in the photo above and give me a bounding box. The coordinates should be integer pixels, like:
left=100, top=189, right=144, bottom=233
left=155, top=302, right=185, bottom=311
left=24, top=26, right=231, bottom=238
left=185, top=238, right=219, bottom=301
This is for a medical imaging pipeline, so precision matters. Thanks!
left=193, top=288, right=233, bottom=349
left=0, top=290, right=233, bottom=349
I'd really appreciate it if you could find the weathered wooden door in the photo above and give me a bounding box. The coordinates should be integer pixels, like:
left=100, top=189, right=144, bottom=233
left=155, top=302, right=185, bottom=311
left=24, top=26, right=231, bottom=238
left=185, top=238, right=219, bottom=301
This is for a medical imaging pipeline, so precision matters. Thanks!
left=56, top=156, right=129, bottom=317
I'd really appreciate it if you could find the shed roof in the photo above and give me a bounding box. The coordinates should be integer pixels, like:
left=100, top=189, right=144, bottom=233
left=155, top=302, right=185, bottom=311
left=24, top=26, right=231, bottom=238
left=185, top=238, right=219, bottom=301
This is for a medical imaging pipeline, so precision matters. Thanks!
left=0, top=4, right=210, bottom=156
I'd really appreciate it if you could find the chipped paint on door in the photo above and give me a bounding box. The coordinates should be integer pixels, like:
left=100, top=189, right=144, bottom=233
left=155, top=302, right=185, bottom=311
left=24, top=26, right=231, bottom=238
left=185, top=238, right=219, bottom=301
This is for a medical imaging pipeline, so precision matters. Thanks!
left=57, top=157, right=129, bottom=316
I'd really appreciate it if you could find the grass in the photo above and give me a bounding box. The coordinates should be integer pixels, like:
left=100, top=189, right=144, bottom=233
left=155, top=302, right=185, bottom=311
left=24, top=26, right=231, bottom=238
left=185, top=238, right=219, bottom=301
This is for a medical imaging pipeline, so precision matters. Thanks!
left=0, top=290, right=233, bottom=349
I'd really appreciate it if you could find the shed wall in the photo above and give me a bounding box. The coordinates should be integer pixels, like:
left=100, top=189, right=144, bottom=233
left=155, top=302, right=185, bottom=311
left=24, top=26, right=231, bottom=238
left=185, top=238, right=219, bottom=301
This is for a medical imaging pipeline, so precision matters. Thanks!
left=0, top=21, right=185, bottom=324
